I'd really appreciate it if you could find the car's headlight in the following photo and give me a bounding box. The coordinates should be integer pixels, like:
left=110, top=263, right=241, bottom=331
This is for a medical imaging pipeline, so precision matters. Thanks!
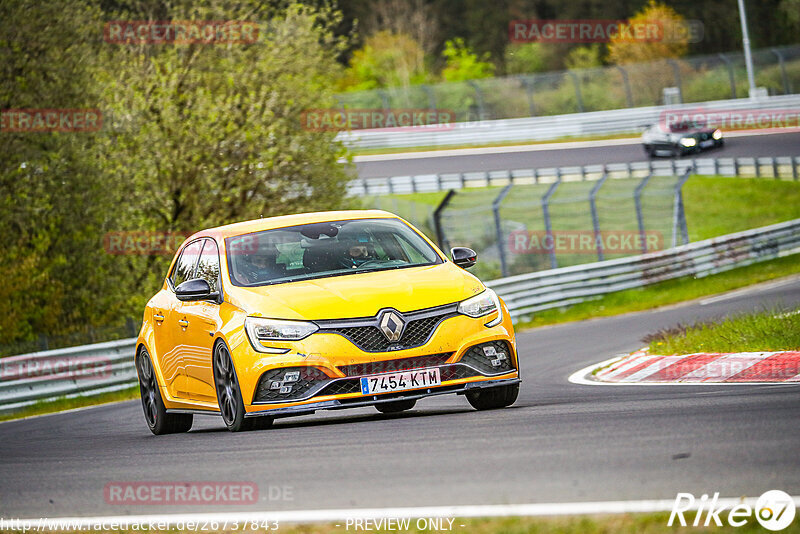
left=712, top=129, right=722, bottom=140
left=245, top=317, right=318, bottom=352
left=679, top=137, right=697, bottom=147
left=458, top=288, right=503, bottom=327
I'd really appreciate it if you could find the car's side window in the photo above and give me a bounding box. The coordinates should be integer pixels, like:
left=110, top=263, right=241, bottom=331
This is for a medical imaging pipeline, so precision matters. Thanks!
left=195, top=239, right=221, bottom=293
left=170, top=240, right=203, bottom=289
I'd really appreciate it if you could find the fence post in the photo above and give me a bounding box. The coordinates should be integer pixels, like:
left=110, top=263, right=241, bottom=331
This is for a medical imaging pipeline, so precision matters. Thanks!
left=421, top=84, right=437, bottom=111
left=794, top=157, right=799, bottom=181
left=718, top=53, right=737, bottom=99
left=772, top=157, right=779, bottom=180
left=672, top=170, right=691, bottom=247
left=433, top=190, right=456, bottom=250
left=37, top=334, right=49, bottom=351
left=521, top=76, right=536, bottom=116
left=634, top=173, right=653, bottom=254
left=667, top=60, right=683, bottom=103
left=734, top=157, right=740, bottom=177
left=378, top=89, right=390, bottom=110
left=126, top=317, right=138, bottom=337
left=589, top=172, right=609, bottom=262
left=770, top=48, right=791, bottom=94
left=493, top=184, right=514, bottom=278
left=755, top=157, right=761, bottom=178
left=466, top=80, right=486, bottom=119
left=567, top=71, right=585, bottom=112
left=542, top=178, right=561, bottom=270
left=616, top=66, right=634, bottom=107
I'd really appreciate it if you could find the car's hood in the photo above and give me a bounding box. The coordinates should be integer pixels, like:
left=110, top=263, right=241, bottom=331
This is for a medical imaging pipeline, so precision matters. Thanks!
left=225, top=262, right=485, bottom=320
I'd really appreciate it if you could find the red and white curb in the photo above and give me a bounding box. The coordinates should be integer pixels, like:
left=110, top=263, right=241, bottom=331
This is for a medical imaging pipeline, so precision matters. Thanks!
left=569, top=349, right=800, bottom=386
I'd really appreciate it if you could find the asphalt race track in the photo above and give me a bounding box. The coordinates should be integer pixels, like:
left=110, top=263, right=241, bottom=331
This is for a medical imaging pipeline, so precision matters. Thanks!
left=2, top=277, right=799, bottom=518
left=354, top=131, right=800, bottom=178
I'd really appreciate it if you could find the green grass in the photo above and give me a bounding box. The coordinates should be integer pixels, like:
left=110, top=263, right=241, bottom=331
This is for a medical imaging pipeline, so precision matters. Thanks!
left=516, top=254, right=800, bottom=329
left=0, top=385, right=139, bottom=423
left=646, top=308, right=800, bottom=355
left=684, top=177, right=800, bottom=241
left=19, top=512, right=798, bottom=534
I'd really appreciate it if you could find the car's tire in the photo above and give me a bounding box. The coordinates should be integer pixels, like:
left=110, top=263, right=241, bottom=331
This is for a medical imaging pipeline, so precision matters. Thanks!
left=643, top=145, right=655, bottom=158
left=136, top=348, right=193, bottom=435
left=213, top=340, right=273, bottom=432
left=375, top=399, right=417, bottom=414
left=466, top=383, right=519, bottom=410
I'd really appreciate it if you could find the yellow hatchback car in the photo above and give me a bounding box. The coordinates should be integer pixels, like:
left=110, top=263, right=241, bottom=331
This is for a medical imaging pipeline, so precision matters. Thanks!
left=135, top=210, right=520, bottom=433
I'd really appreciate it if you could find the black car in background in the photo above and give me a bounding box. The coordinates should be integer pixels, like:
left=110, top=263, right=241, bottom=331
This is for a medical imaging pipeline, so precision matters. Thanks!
left=641, top=119, right=723, bottom=158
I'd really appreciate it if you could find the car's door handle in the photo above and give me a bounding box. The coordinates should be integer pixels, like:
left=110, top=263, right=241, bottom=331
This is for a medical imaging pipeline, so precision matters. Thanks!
left=153, top=313, right=165, bottom=322
left=177, top=319, right=189, bottom=328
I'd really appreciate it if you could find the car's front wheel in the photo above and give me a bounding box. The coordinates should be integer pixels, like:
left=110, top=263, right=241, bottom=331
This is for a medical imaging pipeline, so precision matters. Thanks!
left=375, top=399, right=416, bottom=413
left=213, top=340, right=273, bottom=432
left=466, top=383, right=519, bottom=410
left=136, top=348, right=193, bottom=435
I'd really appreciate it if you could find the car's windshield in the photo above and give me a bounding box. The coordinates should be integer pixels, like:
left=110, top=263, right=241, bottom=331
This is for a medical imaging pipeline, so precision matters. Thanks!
left=226, top=218, right=442, bottom=287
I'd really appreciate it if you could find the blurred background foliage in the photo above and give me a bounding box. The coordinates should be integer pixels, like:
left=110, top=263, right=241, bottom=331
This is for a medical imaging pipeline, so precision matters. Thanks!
left=2, top=0, right=800, bottom=347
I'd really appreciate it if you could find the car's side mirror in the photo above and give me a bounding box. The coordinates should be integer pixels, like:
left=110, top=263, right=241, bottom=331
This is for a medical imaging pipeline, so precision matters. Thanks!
left=451, top=247, right=477, bottom=269
left=175, top=278, right=217, bottom=302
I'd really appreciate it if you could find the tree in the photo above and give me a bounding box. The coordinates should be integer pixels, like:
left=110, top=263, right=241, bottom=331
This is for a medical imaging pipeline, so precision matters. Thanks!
left=441, top=38, right=495, bottom=82
left=607, top=1, right=689, bottom=65
left=0, top=0, right=115, bottom=343
left=340, top=31, right=431, bottom=91
left=1, top=1, right=356, bottom=346
left=565, top=45, right=603, bottom=71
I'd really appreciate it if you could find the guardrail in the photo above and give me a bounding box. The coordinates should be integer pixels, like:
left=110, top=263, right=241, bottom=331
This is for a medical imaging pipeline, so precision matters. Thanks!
left=338, top=94, right=800, bottom=150
left=350, top=155, right=800, bottom=196
left=2, top=217, right=799, bottom=413
left=0, top=338, right=137, bottom=414
left=487, top=217, right=800, bottom=319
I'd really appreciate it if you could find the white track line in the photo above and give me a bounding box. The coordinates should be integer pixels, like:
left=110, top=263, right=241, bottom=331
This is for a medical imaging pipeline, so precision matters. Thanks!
left=352, top=138, right=643, bottom=162
left=10, top=497, right=800, bottom=528
left=699, top=277, right=800, bottom=305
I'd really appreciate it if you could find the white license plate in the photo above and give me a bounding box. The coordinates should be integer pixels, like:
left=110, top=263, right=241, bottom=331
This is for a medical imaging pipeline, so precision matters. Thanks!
left=360, top=368, right=441, bottom=395
left=700, top=139, right=714, bottom=148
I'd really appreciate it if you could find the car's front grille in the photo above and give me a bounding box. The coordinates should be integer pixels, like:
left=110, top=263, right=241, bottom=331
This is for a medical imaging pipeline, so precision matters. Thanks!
left=439, top=364, right=481, bottom=381
left=316, top=378, right=361, bottom=396
left=337, top=353, right=452, bottom=376
left=458, top=341, right=515, bottom=375
left=316, top=304, right=459, bottom=352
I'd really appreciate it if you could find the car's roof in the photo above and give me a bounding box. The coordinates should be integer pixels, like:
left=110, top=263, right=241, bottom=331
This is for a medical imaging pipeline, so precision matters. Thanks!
left=187, top=210, right=399, bottom=241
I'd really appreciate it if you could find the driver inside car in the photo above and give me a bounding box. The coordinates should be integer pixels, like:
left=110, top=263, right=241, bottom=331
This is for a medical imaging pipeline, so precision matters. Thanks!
left=338, top=234, right=377, bottom=269
left=238, top=243, right=284, bottom=284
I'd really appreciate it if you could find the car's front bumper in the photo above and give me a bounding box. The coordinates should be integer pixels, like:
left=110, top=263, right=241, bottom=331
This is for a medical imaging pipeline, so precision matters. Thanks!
left=228, top=301, right=519, bottom=416
left=244, top=377, right=520, bottom=418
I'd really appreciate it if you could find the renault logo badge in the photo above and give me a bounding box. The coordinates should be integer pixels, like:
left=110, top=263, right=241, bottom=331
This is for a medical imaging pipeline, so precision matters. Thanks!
left=379, top=310, right=405, bottom=342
